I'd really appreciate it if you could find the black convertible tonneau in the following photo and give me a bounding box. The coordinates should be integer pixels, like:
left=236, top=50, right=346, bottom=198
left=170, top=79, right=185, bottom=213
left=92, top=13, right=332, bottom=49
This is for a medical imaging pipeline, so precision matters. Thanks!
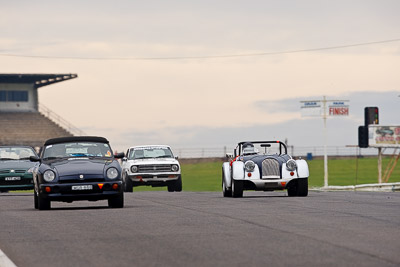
left=44, top=136, right=109, bottom=146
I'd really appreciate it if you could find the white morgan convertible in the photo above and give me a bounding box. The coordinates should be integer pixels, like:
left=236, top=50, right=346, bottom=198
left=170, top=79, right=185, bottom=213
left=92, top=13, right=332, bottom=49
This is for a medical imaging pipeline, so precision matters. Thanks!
left=222, top=141, right=309, bottom=198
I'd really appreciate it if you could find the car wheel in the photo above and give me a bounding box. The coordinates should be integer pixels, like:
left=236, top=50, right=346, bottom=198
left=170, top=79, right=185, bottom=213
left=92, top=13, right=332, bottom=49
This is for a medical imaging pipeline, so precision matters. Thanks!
left=38, top=194, right=51, bottom=210
left=124, top=173, right=133, bottom=193
left=174, top=175, right=182, bottom=192
left=222, top=171, right=232, bottom=197
left=167, top=181, right=175, bottom=192
left=231, top=179, right=243, bottom=198
left=34, top=190, right=39, bottom=209
left=297, top=179, right=308, bottom=197
left=108, top=193, right=124, bottom=208
left=287, top=184, right=297, bottom=197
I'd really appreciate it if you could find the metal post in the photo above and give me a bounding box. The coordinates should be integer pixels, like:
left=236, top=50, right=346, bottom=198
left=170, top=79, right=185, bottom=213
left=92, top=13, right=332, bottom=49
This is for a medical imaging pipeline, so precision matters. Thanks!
left=378, top=147, right=382, bottom=183
left=323, top=96, right=329, bottom=188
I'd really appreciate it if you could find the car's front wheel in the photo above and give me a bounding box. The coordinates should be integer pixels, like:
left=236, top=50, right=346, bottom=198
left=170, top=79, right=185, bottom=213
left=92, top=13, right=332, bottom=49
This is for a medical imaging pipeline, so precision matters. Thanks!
left=287, top=179, right=308, bottom=197
left=168, top=175, right=182, bottom=192
left=38, top=194, right=51, bottom=210
left=123, top=173, right=133, bottom=193
left=231, top=179, right=243, bottom=198
left=34, top=190, right=38, bottom=209
left=108, top=193, right=124, bottom=208
left=222, top=170, right=232, bottom=197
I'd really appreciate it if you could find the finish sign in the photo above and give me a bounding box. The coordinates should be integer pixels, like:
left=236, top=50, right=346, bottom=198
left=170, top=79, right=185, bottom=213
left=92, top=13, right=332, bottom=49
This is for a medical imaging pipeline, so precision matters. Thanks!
left=328, top=101, right=349, bottom=116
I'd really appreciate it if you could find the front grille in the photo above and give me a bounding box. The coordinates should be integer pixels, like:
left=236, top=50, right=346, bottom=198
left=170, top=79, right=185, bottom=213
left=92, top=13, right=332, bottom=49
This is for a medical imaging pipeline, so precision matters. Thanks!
left=138, top=165, right=172, bottom=173
left=0, top=169, right=26, bottom=174
left=58, top=174, right=105, bottom=184
left=0, top=178, right=33, bottom=186
left=261, top=159, right=280, bottom=178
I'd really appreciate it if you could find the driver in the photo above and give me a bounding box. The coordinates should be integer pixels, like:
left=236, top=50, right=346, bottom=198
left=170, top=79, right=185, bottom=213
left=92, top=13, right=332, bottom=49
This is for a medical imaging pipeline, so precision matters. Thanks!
left=242, top=142, right=257, bottom=155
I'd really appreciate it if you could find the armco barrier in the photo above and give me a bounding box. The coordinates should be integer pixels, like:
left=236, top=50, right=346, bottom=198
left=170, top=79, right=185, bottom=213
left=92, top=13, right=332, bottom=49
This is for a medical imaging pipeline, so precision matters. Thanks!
left=315, top=182, right=400, bottom=192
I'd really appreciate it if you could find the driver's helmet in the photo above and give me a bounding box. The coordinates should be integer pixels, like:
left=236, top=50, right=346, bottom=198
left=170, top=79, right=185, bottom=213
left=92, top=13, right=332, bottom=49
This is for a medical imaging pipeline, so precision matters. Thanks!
left=242, top=142, right=256, bottom=155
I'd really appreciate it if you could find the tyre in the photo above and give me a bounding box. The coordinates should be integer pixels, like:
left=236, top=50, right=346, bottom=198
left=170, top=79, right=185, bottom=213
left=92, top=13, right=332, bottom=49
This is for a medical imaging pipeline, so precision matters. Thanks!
left=167, top=175, right=182, bottom=192
left=108, top=193, right=124, bottom=208
left=38, top=194, right=51, bottom=210
left=174, top=175, right=182, bottom=192
left=287, top=179, right=308, bottom=197
left=222, top=170, right=232, bottom=197
left=297, top=179, right=308, bottom=197
left=34, top=190, right=38, bottom=209
left=231, top=179, right=243, bottom=198
left=167, top=182, right=175, bottom=192
left=124, top=173, right=133, bottom=193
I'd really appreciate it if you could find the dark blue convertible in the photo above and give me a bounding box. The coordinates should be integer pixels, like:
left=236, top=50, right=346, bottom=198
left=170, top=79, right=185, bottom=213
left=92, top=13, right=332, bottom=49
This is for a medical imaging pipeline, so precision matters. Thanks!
left=30, top=136, right=125, bottom=210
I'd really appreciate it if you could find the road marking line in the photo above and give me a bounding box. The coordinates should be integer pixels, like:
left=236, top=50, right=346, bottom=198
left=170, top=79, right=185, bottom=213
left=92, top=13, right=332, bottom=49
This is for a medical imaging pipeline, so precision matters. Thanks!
left=0, top=249, right=17, bottom=267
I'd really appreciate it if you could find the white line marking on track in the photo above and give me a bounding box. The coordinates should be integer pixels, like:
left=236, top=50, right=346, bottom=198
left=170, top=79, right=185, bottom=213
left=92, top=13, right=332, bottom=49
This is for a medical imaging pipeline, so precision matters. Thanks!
left=0, top=249, right=17, bottom=267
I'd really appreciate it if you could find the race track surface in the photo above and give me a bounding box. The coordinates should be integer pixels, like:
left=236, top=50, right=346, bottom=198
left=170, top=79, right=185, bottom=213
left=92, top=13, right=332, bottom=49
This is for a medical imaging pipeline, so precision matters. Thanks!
left=0, top=191, right=399, bottom=267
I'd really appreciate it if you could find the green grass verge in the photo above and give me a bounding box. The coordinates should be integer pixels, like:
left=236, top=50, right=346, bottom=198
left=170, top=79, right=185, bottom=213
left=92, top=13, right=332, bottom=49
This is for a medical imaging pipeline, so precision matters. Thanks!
left=10, top=157, right=400, bottom=193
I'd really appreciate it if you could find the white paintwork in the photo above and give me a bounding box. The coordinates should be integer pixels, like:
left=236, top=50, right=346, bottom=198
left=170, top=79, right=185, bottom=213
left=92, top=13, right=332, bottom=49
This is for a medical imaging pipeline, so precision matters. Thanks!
left=232, top=161, right=244, bottom=180
left=121, top=145, right=181, bottom=181
left=222, top=162, right=231, bottom=188
left=222, top=154, right=309, bottom=192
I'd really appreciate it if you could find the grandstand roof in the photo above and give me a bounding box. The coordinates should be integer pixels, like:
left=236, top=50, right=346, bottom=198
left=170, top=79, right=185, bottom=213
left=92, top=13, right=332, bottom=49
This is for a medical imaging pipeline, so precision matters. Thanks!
left=0, top=73, right=77, bottom=88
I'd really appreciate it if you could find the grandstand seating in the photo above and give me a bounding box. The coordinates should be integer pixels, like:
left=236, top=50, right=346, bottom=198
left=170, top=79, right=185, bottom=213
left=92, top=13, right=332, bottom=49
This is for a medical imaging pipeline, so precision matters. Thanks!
left=0, top=112, right=72, bottom=148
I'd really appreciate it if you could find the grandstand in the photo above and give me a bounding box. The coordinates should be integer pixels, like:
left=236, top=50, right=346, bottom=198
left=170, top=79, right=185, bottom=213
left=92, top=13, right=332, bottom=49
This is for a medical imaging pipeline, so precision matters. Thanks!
left=0, top=74, right=81, bottom=148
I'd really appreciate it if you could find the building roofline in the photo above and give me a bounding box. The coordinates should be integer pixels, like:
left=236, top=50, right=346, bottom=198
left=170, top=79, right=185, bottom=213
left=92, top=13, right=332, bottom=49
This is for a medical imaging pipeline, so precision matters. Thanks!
left=0, top=73, right=77, bottom=88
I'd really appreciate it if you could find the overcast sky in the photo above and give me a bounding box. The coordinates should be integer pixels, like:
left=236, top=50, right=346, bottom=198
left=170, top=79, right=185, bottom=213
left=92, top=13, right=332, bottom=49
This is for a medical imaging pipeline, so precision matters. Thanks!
left=1, top=0, right=399, bottom=152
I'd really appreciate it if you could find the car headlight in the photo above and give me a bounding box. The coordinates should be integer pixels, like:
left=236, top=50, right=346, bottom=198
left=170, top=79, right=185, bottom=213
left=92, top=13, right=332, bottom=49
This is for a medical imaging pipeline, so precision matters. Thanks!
left=107, top=167, right=119, bottom=179
left=286, top=159, right=297, bottom=171
left=244, top=161, right=255, bottom=172
left=171, top=164, right=179, bottom=172
left=43, top=170, right=55, bottom=182
left=131, top=165, right=138, bottom=173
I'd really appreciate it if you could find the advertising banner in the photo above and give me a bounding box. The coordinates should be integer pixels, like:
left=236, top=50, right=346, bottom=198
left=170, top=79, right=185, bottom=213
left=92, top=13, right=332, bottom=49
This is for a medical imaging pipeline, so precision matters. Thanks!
left=368, top=125, right=400, bottom=147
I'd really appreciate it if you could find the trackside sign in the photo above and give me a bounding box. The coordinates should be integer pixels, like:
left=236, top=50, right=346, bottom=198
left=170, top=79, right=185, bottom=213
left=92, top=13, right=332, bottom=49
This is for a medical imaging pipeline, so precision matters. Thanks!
left=300, top=101, right=322, bottom=117
left=300, top=100, right=349, bottom=117
left=328, top=102, right=349, bottom=116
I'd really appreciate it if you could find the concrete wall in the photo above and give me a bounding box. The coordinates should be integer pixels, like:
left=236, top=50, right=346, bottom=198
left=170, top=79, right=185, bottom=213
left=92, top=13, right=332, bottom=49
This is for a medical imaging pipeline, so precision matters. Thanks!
left=0, top=83, right=37, bottom=112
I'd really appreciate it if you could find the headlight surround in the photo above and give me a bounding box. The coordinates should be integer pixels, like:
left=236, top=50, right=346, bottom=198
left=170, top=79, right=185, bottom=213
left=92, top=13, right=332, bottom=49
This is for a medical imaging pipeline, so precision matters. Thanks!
left=106, top=167, right=119, bottom=179
left=244, top=160, right=255, bottom=172
left=130, top=165, right=138, bottom=173
left=43, top=170, right=55, bottom=182
left=286, top=159, right=297, bottom=171
left=171, top=164, right=179, bottom=172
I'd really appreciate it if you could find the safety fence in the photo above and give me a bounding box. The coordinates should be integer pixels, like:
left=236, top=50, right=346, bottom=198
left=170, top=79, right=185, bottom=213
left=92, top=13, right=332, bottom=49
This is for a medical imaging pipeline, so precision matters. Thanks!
left=173, top=146, right=397, bottom=159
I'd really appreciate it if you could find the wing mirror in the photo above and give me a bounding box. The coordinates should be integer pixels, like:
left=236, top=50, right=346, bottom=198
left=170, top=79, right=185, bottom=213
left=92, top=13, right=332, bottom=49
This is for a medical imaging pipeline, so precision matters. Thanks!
left=29, top=156, right=41, bottom=162
left=226, top=153, right=233, bottom=159
left=114, top=152, right=125, bottom=159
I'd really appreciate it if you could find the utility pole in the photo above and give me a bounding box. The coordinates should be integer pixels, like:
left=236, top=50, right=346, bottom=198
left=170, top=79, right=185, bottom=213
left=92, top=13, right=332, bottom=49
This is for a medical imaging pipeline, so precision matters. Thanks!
left=322, top=96, right=328, bottom=188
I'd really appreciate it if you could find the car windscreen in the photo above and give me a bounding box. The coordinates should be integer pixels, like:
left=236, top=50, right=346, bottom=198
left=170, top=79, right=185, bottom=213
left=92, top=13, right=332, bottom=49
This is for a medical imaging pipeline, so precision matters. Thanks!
left=241, top=143, right=285, bottom=156
left=128, top=147, right=173, bottom=160
left=0, top=147, right=37, bottom=160
left=42, top=142, right=113, bottom=160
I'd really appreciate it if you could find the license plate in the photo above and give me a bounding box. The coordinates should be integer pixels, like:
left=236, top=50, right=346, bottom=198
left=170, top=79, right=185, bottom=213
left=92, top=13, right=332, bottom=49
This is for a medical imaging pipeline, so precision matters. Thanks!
left=72, top=185, right=93, bottom=190
left=5, top=177, right=21, bottom=181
